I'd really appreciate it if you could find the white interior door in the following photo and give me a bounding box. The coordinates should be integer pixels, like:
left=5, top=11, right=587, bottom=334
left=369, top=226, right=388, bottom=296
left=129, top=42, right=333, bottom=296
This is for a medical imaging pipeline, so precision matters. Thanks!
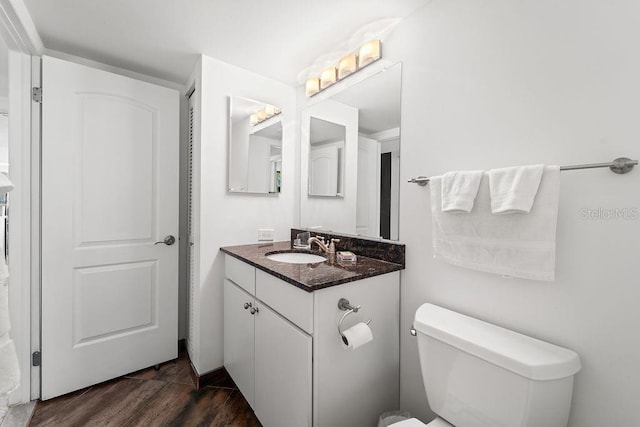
left=356, top=136, right=380, bottom=237
left=41, top=56, right=179, bottom=399
left=309, top=145, right=338, bottom=196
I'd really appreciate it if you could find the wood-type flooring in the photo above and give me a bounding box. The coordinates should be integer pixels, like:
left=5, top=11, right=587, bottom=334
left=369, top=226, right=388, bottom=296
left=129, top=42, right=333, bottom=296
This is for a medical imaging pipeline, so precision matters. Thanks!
left=29, top=348, right=261, bottom=427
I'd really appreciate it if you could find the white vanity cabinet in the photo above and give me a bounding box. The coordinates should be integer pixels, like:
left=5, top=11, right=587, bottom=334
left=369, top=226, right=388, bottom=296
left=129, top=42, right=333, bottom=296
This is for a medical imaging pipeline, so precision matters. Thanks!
left=223, top=253, right=400, bottom=427
left=224, top=257, right=312, bottom=427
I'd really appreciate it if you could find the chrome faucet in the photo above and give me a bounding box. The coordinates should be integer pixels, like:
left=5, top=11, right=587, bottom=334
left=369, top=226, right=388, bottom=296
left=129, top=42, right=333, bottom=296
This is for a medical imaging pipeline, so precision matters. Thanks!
left=308, top=236, right=340, bottom=254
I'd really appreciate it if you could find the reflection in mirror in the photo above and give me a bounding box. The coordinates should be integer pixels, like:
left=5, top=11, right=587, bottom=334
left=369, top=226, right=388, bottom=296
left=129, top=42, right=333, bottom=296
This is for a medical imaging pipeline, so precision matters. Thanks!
left=309, top=118, right=345, bottom=197
left=300, top=63, right=401, bottom=240
left=228, top=96, right=282, bottom=194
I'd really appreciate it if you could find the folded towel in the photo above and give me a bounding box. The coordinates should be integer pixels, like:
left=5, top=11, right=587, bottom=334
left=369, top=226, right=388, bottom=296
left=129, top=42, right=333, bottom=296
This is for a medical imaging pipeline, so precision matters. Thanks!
left=430, top=166, right=560, bottom=281
left=441, top=170, right=484, bottom=213
left=489, top=165, right=544, bottom=214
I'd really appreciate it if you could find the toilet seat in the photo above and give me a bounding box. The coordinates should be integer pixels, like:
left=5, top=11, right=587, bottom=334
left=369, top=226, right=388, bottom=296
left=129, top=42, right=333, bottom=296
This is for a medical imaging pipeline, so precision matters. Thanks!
left=392, top=417, right=453, bottom=427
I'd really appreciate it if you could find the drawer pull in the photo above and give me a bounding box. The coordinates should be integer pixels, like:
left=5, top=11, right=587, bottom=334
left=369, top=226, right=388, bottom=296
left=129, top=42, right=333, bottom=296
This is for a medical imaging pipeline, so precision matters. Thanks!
left=244, top=302, right=252, bottom=310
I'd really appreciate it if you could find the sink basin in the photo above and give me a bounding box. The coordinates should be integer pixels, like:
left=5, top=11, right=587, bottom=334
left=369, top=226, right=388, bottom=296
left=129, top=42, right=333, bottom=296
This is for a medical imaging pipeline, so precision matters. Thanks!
left=266, top=252, right=327, bottom=264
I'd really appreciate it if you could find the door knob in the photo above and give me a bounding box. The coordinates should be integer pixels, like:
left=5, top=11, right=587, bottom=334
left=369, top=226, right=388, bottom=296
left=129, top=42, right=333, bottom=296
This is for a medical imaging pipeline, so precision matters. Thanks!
left=155, top=235, right=176, bottom=246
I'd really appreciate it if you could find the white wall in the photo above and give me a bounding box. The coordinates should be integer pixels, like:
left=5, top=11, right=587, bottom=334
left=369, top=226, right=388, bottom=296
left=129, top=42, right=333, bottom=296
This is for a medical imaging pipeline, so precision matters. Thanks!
left=189, top=55, right=296, bottom=374
left=384, top=1, right=640, bottom=426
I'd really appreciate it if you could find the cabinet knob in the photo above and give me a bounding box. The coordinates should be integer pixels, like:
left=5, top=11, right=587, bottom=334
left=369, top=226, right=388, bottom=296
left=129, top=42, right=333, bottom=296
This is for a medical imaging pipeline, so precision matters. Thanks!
left=244, top=302, right=252, bottom=310
left=250, top=307, right=259, bottom=315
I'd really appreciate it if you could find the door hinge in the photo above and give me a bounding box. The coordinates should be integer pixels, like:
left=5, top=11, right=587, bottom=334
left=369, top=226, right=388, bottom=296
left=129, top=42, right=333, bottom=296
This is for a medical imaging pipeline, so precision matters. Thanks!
left=32, top=87, right=42, bottom=103
left=32, top=351, right=41, bottom=366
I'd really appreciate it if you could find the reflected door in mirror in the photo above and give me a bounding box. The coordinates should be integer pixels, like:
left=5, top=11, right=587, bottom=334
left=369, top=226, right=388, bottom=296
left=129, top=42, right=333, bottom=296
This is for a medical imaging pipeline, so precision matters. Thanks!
left=309, top=145, right=339, bottom=196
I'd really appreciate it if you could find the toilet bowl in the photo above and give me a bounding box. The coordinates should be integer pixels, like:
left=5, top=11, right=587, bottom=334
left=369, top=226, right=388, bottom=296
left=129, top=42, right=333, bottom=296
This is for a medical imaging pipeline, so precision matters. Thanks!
left=402, top=303, right=581, bottom=427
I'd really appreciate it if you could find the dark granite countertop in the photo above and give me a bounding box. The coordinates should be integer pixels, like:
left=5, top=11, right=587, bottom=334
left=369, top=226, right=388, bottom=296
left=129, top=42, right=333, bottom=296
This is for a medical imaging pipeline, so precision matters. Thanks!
left=220, top=241, right=404, bottom=293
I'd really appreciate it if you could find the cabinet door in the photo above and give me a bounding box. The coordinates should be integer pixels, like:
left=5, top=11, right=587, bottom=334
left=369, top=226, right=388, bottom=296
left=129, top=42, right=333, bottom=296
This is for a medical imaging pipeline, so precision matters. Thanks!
left=223, top=279, right=255, bottom=408
left=254, top=303, right=312, bottom=427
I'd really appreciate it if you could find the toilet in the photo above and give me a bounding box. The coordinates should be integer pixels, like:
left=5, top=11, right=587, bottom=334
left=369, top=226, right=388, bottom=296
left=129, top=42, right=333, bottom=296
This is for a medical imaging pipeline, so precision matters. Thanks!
left=396, top=303, right=581, bottom=427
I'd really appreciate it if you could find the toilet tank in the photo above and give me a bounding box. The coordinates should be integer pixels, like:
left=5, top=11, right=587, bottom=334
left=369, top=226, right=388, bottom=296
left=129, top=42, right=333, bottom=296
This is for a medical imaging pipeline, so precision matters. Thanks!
left=413, top=304, right=581, bottom=427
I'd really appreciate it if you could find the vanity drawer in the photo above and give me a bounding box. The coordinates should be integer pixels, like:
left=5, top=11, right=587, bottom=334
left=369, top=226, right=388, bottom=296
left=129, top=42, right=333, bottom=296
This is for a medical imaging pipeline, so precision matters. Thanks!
left=255, top=269, right=313, bottom=334
left=225, top=255, right=256, bottom=294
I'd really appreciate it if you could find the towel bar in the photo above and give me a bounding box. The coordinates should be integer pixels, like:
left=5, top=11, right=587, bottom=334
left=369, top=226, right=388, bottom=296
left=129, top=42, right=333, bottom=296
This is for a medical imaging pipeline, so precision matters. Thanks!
left=408, top=157, right=638, bottom=186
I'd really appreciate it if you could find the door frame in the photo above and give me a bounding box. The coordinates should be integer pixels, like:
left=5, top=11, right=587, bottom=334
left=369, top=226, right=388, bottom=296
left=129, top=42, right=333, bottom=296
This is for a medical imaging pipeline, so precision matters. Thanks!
left=0, top=2, right=189, bottom=403
left=0, top=0, right=43, bottom=404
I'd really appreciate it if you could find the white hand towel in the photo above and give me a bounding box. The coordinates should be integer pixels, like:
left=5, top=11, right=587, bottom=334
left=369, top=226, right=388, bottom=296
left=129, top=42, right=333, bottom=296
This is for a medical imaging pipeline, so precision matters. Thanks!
left=441, top=170, right=484, bottom=213
left=430, top=166, right=560, bottom=281
left=489, top=165, right=544, bottom=214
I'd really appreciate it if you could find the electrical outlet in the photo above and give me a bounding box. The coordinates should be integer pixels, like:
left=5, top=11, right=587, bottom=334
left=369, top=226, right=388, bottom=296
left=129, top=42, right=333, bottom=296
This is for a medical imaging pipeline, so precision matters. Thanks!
left=257, top=229, right=275, bottom=241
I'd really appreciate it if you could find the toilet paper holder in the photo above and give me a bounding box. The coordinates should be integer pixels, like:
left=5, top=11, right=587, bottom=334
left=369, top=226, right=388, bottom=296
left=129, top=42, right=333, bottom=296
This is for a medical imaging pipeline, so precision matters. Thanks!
left=337, top=298, right=372, bottom=344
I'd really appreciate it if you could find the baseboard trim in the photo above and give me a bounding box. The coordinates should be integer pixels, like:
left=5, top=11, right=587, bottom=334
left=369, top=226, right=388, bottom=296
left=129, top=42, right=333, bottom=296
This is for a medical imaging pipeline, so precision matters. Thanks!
left=188, top=364, right=230, bottom=391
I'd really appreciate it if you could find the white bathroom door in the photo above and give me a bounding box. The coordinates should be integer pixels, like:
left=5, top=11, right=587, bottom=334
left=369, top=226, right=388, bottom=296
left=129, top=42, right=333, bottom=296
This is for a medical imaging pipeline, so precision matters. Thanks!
left=40, top=56, right=180, bottom=399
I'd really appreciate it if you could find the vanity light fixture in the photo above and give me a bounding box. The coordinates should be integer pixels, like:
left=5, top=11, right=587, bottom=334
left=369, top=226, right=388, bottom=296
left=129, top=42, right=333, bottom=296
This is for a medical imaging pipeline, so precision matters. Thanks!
left=319, top=66, right=337, bottom=89
left=250, top=104, right=282, bottom=126
left=305, top=39, right=382, bottom=97
left=337, top=53, right=357, bottom=79
left=358, top=39, right=381, bottom=67
left=306, top=77, right=321, bottom=97
left=265, top=105, right=276, bottom=118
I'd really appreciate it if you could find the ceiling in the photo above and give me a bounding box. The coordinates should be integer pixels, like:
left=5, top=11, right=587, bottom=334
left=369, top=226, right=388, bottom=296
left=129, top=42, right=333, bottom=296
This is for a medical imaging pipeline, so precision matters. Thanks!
left=22, top=0, right=427, bottom=87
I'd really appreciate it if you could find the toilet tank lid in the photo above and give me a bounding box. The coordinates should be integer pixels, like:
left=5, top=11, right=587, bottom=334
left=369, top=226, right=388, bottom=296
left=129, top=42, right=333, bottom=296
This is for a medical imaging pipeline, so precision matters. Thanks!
left=414, top=304, right=581, bottom=381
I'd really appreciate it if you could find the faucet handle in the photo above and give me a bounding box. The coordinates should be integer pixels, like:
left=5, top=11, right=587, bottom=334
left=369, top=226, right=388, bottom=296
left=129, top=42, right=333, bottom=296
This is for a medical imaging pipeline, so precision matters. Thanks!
left=328, top=238, right=340, bottom=253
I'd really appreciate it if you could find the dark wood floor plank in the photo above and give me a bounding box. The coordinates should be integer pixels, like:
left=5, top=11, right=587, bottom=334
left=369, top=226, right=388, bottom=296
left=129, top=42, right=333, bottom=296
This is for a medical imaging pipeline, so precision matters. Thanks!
left=32, top=378, right=166, bottom=426
left=166, top=386, right=235, bottom=426
left=30, top=352, right=261, bottom=427
left=212, top=391, right=262, bottom=427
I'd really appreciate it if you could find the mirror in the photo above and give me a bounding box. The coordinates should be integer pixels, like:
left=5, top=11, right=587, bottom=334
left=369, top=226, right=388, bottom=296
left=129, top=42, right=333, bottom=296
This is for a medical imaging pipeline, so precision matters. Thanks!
left=228, top=96, right=283, bottom=194
left=300, top=63, right=401, bottom=240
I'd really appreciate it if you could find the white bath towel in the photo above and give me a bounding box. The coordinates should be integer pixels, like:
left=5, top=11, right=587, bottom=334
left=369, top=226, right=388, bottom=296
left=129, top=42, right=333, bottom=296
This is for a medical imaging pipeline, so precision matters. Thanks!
left=430, top=166, right=560, bottom=281
left=441, top=170, right=484, bottom=213
left=489, top=165, right=544, bottom=214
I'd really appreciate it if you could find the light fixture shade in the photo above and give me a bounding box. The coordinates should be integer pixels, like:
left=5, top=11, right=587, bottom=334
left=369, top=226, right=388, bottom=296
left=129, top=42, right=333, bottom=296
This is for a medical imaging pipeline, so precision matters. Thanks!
left=265, top=105, right=276, bottom=118
left=250, top=113, right=259, bottom=126
left=256, top=109, right=267, bottom=122
left=319, top=66, right=337, bottom=89
left=358, top=40, right=381, bottom=68
left=306, top=77, right=320, bottom=97
left=337, top=54, right=357, bottom=79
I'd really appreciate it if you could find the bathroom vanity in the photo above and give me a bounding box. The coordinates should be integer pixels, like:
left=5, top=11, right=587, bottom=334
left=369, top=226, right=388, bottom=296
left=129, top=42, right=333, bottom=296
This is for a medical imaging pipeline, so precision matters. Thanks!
left=221, top=236, right=404, bottom=427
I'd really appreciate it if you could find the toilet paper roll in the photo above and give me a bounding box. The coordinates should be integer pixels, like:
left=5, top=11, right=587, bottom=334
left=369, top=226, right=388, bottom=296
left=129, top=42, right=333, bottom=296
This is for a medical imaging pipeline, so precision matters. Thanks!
left=341, top=322, right=373, bottom=350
